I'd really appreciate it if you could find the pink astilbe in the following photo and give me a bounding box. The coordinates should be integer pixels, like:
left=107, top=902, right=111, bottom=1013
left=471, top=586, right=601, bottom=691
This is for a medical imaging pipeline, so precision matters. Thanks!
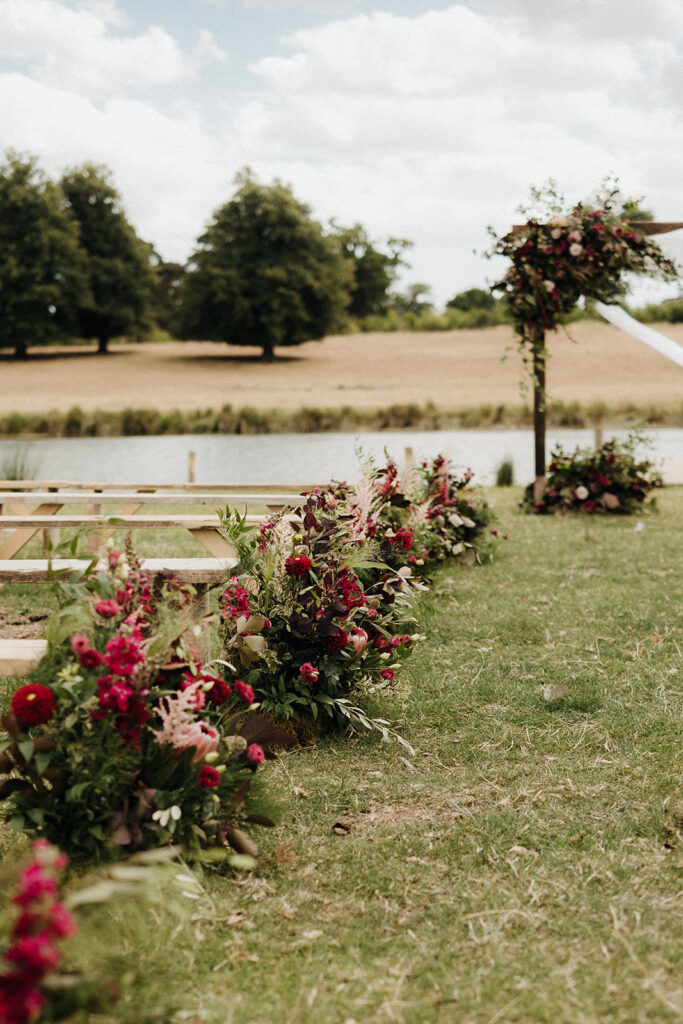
left=153, top=683, right=219, bottom=761
left=348, top=467, right=377, bottom=543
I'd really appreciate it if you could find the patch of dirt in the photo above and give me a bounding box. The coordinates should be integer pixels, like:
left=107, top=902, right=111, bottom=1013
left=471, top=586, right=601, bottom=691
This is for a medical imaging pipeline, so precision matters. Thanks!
left=0, top=610, right=47, bottom=639
left=1, top=322, right=681, bottom=415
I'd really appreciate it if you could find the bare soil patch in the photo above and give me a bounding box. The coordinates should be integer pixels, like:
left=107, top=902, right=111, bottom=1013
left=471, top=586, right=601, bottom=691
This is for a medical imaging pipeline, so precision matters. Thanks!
left=1, top=323, right=681, bottom=416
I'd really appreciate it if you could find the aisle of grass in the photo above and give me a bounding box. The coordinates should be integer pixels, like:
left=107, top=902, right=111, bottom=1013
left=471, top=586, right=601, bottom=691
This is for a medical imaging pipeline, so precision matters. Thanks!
left=1, top=489, right=681, bottom=1023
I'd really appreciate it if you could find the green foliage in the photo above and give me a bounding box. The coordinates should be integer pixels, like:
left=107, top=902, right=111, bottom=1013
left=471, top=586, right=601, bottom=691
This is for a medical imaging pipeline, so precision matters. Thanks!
left=60, top=163, right=154, bottom=353
left=446, top=286, right=496, bottom=311
left=0, top=151, right=90, bottom=358
left=179, top=170, right=353, bottom=359
left=495, top=458, right=514, bottom=486
left=333, top=223, right=411, bottom=319
left=630, top=296, right=683, bottom=323
left=150, top=258, right=186, bottom=335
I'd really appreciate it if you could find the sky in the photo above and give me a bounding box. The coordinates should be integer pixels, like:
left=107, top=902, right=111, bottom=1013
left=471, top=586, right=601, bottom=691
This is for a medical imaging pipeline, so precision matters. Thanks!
left=1, top=0, right=682, bottom=308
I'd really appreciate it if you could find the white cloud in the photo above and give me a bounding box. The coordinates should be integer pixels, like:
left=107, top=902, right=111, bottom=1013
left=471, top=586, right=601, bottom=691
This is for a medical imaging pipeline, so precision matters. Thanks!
left=0, top=0, right=680, bottom=306
left=0, top=0, right=226, bottom=91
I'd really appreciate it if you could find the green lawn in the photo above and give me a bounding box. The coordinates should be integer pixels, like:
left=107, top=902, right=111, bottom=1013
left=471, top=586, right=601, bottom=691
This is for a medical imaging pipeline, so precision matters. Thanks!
left=1, top=488, right=681, bottom=1023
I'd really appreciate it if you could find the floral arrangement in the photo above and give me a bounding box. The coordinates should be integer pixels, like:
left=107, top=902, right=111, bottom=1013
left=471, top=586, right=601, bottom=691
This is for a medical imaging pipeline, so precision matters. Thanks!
left=344, top=453, right=497, bottom=570
left=219, top=489, right=422, bottom=741
left=217, top=455, right=495, bottom=739
left=0, top=546, right=277, bottom=861
left=522, top=435, right=663, bottom=514
left=0, top=840, right=75, bottom=1024
left=489, top=182, right=678, bottom=347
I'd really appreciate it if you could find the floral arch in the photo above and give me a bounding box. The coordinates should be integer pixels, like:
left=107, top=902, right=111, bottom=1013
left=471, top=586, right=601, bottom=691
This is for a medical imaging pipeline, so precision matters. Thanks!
left=489, top=185, right=681, bottom=503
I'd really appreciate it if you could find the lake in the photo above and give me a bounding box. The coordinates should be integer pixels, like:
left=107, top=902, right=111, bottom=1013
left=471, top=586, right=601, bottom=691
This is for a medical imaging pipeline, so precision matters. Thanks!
left=1, top=428, right=681, bottom=486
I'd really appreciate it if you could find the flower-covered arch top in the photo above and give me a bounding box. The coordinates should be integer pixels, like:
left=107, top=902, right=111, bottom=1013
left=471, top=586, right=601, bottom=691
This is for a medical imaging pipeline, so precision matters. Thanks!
left=489, top=184, right=678, bottom=348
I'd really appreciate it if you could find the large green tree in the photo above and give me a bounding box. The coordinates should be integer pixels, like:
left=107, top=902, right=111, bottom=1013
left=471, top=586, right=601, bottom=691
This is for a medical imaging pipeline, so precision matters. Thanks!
left=60, top=164, right=154, bottom=353
left=180, top=171, right=353, bottom=360
left=333, top=223, right=411, bottom=319
left=0, top=152, right=89, bottom=359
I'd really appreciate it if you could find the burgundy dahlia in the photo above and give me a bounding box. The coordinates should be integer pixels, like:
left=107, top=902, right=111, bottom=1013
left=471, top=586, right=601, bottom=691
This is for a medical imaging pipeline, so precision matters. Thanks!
left=285, top=554, right=312, bottom=577
left=323, top=628, right=349, bottom=653
left=10, top=684, right=56, bottom=729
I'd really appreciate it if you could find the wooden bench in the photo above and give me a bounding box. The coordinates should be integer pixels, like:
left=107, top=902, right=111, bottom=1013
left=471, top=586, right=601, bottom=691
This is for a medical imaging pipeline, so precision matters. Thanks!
left=0, top=555, right=239, bottom=676
left=0, top=501, right=301, bottom=559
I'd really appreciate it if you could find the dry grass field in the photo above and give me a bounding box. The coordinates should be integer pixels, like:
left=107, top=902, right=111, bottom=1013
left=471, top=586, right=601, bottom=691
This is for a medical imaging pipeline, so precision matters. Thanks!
left=1, top=322, right=682, bottom=416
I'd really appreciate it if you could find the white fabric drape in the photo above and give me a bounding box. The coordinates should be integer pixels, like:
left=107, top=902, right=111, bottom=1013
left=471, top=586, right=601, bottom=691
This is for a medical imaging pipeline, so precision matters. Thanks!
left=594, top=301, right=683, bottom=368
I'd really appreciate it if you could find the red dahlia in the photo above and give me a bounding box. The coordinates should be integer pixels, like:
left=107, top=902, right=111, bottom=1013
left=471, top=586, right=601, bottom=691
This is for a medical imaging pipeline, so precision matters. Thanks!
left=323, top=628, right=349, bottom=652
left=198, top=764, right=221, bottom=788
left=10, top=684, right=57, bottom=728
left=285, top=554, right=312, bottom=577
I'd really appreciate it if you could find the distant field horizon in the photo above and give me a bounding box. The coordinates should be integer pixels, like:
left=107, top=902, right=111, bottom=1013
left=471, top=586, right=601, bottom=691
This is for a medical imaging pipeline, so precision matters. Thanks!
left=1, top=322, right=681, bottom=418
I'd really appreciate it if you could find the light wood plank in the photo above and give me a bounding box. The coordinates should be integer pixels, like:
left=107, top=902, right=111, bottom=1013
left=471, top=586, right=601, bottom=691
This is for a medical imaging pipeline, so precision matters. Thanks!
left=0, top=639, right=47, bottom=677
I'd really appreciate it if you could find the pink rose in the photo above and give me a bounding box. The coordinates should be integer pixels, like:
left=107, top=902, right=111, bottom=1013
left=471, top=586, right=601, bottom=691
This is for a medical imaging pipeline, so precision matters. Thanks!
left=95, top=599, right=121, bottom=619
left=247, top=743, right=266, bottom=765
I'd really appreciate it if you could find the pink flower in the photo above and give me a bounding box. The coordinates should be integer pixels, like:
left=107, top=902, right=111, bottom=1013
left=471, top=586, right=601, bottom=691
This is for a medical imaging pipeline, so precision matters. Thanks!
left=177, top=721, right=220, bottom=763
left=234, top=679, right=255, bottom=704
left=104, top=635, right=144, bottom=676
left=95, top=599, right=121, bottom=619
left=299, top=662, right=319, bottom=684
left=247, top=743, right=266, bottom=765
left=70, top=633, right=90, bottom=656
left=222, top=577, right=251, bottom=620
left=379, top=668, right=395, bottom=682
left=198, top=764, right=221, bottom=788
left=350, top=627, right=369, bottom=657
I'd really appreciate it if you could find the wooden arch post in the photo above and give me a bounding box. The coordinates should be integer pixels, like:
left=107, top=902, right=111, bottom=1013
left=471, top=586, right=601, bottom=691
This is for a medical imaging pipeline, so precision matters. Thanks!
left=514, top=221, right=683, bottom=506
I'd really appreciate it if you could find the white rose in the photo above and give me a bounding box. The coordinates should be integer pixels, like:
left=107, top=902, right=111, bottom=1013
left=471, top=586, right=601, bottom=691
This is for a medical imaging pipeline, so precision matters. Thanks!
left=543, top=280, right=555, bottom=293
left=569, top=243, right=583, bottom=256
left=574, top=485, right=589, bottom=500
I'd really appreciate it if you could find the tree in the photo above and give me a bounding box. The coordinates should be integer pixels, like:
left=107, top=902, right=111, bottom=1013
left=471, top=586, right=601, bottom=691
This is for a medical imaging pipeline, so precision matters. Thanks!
left=0, top=152, right=89, bottom=359
left=60, top=164, right=154, bottom=353
left=333, top=223, right=411, bottom=319
left=446, top=287, right=495, bottom=312
left=392, top=283, right=433, bottom=316
left=180, top=171, right=353, bottom=360
left=150, top=258, right=186, bottom=336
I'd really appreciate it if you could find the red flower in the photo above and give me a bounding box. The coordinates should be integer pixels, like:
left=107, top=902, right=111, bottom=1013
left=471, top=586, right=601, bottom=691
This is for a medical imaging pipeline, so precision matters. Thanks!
left=198, top=764, right=221, bottom=788
left=234, top=679, right=255, bottom=704
left=299, top=662, right=319, bottom=684
left=584, top=500, right=595, bottom=511
left=379, top=668, right=395, bottom=681
left=597, top=475, right=611, bottom=487
left=203, top=676, right=232, bottom=704
left=79, top=648, right=103, bottom=669
left=95, top=599, right=121, bottom=619
left=246, top=743, right=266, bottom=765
left=323, top=628, right=349, bottom=652
left=285, top=554, right=312, bottom=577
left=10, top=684, right=56, bottom=728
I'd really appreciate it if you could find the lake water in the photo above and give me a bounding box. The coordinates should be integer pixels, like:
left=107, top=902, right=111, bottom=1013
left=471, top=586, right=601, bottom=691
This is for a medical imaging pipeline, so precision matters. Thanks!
left=1, top=428, right=681, bottom=486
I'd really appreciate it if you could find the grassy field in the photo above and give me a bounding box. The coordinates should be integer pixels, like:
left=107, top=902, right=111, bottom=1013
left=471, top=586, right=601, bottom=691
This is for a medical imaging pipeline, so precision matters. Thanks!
left=1, top=488, right=682, bottom=1023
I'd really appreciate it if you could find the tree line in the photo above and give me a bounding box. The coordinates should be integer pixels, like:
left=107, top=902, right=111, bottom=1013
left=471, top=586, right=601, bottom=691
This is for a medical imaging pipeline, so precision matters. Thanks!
left=0, top=153, right=431, bottom=360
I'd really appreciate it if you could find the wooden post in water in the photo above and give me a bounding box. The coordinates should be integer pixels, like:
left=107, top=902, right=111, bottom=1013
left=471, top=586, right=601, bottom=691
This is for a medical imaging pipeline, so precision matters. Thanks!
left=188, top=451, right=196, bottom=484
